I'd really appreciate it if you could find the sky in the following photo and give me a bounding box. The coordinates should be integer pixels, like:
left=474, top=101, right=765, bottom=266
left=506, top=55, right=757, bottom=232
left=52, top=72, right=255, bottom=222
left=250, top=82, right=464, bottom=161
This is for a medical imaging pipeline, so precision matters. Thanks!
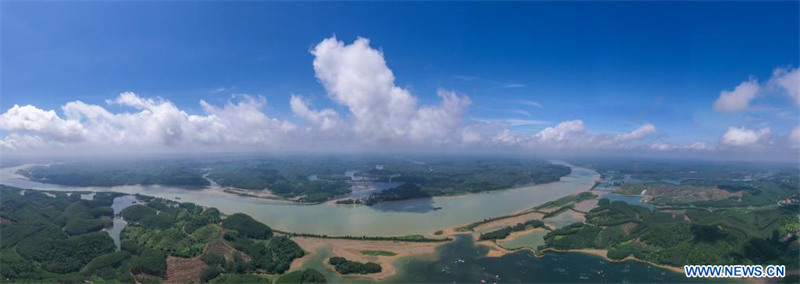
left=1, top=1, right=799, bottom=161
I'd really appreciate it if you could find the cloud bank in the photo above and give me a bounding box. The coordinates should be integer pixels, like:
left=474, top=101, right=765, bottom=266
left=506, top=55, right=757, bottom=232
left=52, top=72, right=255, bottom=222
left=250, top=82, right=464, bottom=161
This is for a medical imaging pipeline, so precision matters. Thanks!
left=1, top=36, right=798, bottom=160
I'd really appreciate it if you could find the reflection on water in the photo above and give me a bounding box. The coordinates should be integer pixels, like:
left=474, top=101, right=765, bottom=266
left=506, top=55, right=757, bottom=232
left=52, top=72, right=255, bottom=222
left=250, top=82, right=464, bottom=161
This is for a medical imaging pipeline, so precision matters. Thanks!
left=0, top=162, right=598, bottom=236
left=389, top=235, right=708, bottom=283
left=368, top=198, right=438, bottom=213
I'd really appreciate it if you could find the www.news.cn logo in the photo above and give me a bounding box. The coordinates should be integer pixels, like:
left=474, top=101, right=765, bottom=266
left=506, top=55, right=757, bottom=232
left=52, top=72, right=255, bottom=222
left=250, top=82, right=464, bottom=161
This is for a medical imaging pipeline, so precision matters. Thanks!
left=684, top=265, right=786, bottom=278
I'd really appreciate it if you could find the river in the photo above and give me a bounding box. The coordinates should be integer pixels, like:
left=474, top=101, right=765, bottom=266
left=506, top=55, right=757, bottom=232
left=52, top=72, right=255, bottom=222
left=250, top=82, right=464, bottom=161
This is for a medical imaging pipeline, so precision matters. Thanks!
left=0, top=161, right=598, bottom=236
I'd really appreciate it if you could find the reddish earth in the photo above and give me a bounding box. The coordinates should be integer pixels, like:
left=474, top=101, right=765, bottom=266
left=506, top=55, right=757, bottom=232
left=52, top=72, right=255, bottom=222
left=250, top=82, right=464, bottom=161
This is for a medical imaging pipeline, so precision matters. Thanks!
left=166, top=256, right=207, bottom=283
left=621, top=222, right=637, bottom=234
left=0, top=217, right=12, bottom=224
left=205, top=233, right=251, bottom=262
left=158, top=230, right=252, bottom=283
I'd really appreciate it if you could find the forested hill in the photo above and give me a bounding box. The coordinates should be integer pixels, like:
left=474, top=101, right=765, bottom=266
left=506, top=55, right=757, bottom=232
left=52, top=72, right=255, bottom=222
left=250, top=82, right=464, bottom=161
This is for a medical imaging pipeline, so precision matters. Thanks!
left=0, top=185, right=325, bottom=283
left=17, top=157, right=571, bottom=204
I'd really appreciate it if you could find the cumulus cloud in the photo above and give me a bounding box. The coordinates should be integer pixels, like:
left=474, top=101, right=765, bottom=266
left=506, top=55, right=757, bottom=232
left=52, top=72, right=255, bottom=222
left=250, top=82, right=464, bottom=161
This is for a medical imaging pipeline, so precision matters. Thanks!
left=0, top=134, right=49, bottom=151
left=0, top=92, right=297, bottom=151
left=2, top=36, right=795, bottom=157
left=311, top=36, right=471, bottom=143
left=713, top=79, right=760, bottom=112
left=534, top=120, right=586, bottom=143
left=770, top=67, right=800, bottom=106
left=714, top=67, right=800, bottom=112
left=0, top=104, right=86, bottom=142
left=720, top=126, right=771, bottom=146
left=289, top=95, right=342, bottom=131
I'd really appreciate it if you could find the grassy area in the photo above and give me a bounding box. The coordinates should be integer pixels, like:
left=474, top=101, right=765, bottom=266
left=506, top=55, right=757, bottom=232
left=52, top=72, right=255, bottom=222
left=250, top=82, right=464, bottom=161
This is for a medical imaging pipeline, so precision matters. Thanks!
left=360, top=250, right=397, bottom=256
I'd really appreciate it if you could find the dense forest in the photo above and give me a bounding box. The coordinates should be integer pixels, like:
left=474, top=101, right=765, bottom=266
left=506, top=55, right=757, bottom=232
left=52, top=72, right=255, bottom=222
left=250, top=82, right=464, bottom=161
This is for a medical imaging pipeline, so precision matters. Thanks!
left=373, top=158, right=571, bottom=196
left=581, top=158, right=799, bottom=208
left=17, top=156, right=572, bottom=204
left=328, top=257, right=382, bottom=275
left=0, top=185, right=321, bottom=283
left=541, top=198, right=800, bottom=268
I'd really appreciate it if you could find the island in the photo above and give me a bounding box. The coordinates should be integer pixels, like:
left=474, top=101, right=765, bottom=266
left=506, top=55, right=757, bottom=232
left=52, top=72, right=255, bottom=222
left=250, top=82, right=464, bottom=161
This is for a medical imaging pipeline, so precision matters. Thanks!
left=328, top=256, right=382, bottom=275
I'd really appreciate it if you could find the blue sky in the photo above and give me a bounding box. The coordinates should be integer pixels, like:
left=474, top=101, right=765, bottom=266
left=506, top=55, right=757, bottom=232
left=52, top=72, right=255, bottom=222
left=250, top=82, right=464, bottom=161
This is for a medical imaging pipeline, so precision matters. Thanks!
left=1, top=1, right=799, bottom=159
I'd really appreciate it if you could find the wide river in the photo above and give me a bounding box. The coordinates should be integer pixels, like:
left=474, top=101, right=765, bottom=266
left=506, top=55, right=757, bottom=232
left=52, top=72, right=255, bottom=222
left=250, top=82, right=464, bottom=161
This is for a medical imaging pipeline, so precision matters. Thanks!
left=0, top=161, right=599, bottom=236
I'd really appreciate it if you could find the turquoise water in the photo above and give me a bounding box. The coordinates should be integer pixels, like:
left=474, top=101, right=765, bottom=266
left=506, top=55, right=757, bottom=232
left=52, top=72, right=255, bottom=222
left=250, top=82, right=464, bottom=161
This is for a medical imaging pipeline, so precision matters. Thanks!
left=602, top=193, right=654, bottom=210
left=389, top=235, right=711, bottom=283
left=498, top=229, right=548, bottom=250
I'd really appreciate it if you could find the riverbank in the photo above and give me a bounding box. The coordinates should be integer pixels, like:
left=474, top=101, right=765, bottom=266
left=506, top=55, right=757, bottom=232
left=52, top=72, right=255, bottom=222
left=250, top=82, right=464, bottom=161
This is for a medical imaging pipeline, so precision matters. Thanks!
left=541, top=248, right=685, bottom=274
left=289, top=236, right=441, bottom=280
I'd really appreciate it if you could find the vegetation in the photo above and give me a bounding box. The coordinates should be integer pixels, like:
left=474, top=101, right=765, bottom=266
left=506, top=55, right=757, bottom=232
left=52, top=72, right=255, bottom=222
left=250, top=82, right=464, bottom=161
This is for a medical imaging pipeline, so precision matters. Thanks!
left=542, top=198, right=800, bottom=268
left=479, top=219, right=546, bottom=241
left=582, top=158, right=799, bottom=208
left=0, top=185, right=307, bottom=282
left=275, top=268, right=327, bottom=283
left=223, top=233, right=304, bottom=274
left=536, top=192, right=596, bottom=210
left=328, top=257, right=382, bottom=275
left=360, top=250, right=397, bottom=256
left=542, top=205, right=574, bottom=219
left=210, top=273, right=271, bottom=283
left=364, top=183, right=431, bottom=204
left=220, top=213, right=273, bottom=239
left=19, top=161, right=209, bottom=187
left=18, top=156, right=572, bottom=204
left=275, top=230, right=451, bottom=243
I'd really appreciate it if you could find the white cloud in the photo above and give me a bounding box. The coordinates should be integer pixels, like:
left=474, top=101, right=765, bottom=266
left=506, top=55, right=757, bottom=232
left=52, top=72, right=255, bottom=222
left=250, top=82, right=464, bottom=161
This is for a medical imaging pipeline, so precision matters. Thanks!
left=720, top=126, right=771, bottom=146
left=504, top=119, right=550, bottom=126
left=790, top=126, right=800, bottom=148
left=687, top=141, right=715, bottom=151
left=491, top=128, right=523, bottom=145
left=0, top=92, right=297, bottom=151
left=0, top=134, right=49, bottom=151
left=770, top=67, right=800, bottom=106
left=615, top=123, right=656, bottom=141
left=289, top=95, right=342, bottom=131
left=504, top=83, right=525, bottom=88
left=1, top=36, right=796, bottom=158
left=311, top=36, right=470, bottom=143
left=650, top=143, right=672, bottom=151
left=517, top=100, right=543, bottom=108
left=0, top=104, right=86, bottom=142
left=534, top=120, right=586, bottom=143
left=713, top=79, right=760, bottom=112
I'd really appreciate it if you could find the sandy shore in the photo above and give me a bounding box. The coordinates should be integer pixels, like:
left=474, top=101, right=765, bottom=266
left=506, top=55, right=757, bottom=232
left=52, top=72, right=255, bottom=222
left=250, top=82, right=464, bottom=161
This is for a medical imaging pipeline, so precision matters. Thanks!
left=290, top=236, right=442, bottom=280
left=478, top=242, right=684, bottom=275
left=541, top=248, right=685, bottom=274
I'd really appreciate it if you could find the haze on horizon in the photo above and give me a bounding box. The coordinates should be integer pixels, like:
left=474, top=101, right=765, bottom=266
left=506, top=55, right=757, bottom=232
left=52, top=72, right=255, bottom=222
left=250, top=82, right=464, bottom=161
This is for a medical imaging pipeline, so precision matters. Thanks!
left=1, top=1, right=799, bottom=162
